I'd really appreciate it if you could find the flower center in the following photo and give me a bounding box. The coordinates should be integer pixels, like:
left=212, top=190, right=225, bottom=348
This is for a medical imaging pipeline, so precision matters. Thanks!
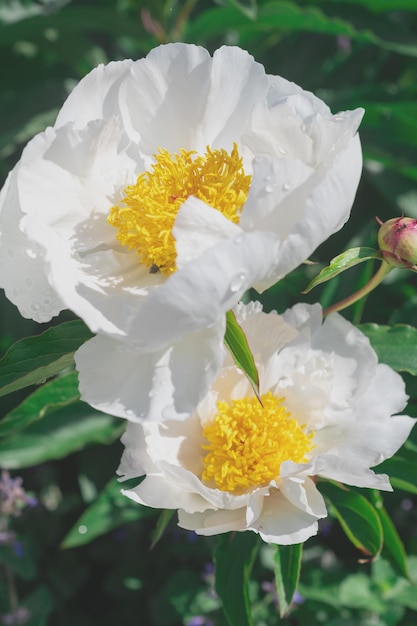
left=201, top=392, right=315, bottom=494
left=108, top=143, right=251, bottom=276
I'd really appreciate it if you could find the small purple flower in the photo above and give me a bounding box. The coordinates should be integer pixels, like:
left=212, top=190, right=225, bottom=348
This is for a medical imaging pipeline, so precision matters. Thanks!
left=0, top=607, right=30, bottom=625
left=0, top=471, right=37, bottom=518
left=186, top=618, right=214, bottom=626
left=337, top=35, right=351, bottom=53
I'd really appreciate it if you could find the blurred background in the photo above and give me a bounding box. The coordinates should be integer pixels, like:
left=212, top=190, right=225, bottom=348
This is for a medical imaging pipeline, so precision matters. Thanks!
left=1, top=1, right=417, bottom=624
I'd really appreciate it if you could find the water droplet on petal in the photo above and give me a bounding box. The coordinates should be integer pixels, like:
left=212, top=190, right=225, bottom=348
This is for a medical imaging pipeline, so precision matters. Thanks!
left=282, top=182, right=292, bottom=191
left=253, top=155, right=266, bottom=166
left=230, top=273, right=246, bottom=293
left=257, top=525, right=264, bottom=532
left=78, top=525, right=88, bottom=535
left=278, top=147, right=288, bottom=156
left=43, top=297, right=51, bottom=306
left=265, top=184, right=275, bottom=193
left=334, top=114, right=344, bottom=122
left=233, top=235, right=243, bottom=245
left=31, top=303, right=41, bottom=312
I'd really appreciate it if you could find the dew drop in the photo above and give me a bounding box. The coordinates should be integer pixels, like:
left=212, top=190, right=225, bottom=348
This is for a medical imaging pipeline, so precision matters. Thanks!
left=233, top=235, right=243, bottom=245
left=265, top=184, right=275, bottom=193
left=125, top=409, right=134, bottom=418
left=43, top=297, right=51, bottom=306
left=230, top=273, right=246, bottom=293
left=30, top=303, right=41, bottom=312
left=78, top=525, right=88, bottom=535
left=253, top=155, right=266, bottom=166
left=334, top=114, right=344, bottom=122
left=282, top=182, right=292, bottom=192
left=257, top=525, right=264, bottom=532
left=278, top=147, right=287, bottom=156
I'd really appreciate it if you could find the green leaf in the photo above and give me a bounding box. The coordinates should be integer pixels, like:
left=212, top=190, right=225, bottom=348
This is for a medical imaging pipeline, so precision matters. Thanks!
left=214, top=532, right=260, bottom=626
left=0, top=403, right=122, bottom=469
left=150, top=510, right=175, bottom=550
left=358, top=323, right=417, bottom=375
left=61, top=477, right=158, bottom=549
left=273, top=543, right=303, bottom=618
left=225, top=310, right=260, bottom=399
left=0, top=371, right=80, bottom=437
left=319, top=481, right=383, bottom=558
left=377, top=449, right=417, bottom=495
left=0, top=320, right=93, bottom=397
left=369, top=490, right=411, bottom=579
left=303, top=247, right=381, bottom=293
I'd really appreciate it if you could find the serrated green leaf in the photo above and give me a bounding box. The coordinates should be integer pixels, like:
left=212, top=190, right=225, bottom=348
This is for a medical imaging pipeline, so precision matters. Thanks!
left=225, top=310, right=260, bottom=399
left=0, top=320, right=92, bottom=397
left=303, top=247, right=381, bottom=293
left=214, top=532, right=260, bottom=626
left=358, top=323, right=417, bottom=375
left=369, top=490, right=411, bottom=580
left=319, top=481, right=383, bottom=557
left=0, top=403, right=122, bottom=469
left=273, top=543, right=303, bottom=618
left=0, top=371, right=80, bottom=437
left=61, top=477, right=158, bottom=549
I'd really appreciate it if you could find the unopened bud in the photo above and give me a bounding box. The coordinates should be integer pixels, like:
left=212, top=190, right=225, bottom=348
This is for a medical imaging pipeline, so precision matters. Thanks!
left=377, top=216, right=417, bottom=269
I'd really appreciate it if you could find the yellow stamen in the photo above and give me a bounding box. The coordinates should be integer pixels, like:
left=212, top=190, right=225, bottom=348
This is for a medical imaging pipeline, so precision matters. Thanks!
left=108, top=143, right=251, bottom=276
left=202, top=392, right=315, bottom=494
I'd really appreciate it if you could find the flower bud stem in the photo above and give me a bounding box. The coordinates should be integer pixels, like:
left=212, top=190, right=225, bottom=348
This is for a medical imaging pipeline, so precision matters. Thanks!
left=323, top=260, right=393, bottom=316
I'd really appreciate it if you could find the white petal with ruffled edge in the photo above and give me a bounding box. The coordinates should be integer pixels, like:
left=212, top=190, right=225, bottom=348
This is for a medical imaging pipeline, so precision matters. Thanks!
left=118, top=302, right=414, bottom=544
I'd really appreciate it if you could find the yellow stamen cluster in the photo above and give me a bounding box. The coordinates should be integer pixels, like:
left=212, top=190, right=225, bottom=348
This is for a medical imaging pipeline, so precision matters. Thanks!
left=108, top=143, right=251, bottom=276
left=202, top=392, right=315, bottom=494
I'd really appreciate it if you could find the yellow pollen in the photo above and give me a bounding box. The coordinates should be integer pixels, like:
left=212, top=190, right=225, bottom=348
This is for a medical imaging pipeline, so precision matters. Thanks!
left=201, top=392, right=315, bottom=494
left=108, top=143, right=251, bottom=276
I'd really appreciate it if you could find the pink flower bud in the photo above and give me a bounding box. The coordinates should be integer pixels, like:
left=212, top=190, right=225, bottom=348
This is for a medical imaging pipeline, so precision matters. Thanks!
left=377, top=216, right=417, bottom=268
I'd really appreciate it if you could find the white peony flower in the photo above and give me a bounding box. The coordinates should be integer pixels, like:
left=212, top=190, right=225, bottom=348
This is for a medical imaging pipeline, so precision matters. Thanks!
left=0, top=44, right=363, bottom=419
left=118, top=302, right=415, bottom=544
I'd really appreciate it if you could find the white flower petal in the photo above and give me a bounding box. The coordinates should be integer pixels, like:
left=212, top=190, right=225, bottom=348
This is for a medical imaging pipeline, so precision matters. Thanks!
left=280, top=476, right=327, bottom=518
left=117, top=301, right=414, bottom=544
left=126, top=230, right=280, bottom=352
left=254, top=489, right=320, bottom=545
left=55, top=59, right=134, bottom=129
left=178, top=506, right=248, bottom=536
left=174, top=197, right=242, bottom=269
left=76, top=320, right=226, bottom=420
left=0, top=167, right=64, bottom=321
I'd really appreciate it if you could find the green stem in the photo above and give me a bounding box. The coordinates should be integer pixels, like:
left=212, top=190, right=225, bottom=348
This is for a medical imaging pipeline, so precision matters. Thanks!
left=323, top=261, right=393, bottom=317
